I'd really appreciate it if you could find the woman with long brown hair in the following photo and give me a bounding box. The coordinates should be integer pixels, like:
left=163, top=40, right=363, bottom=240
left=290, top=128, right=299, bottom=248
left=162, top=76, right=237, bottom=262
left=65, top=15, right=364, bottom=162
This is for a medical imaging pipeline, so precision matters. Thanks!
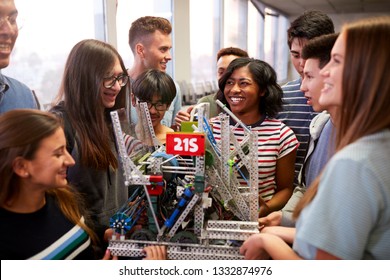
left=0, top=109, right=98, bottom=259
left=50, top=39, right=130, bottom=257
left=0, top=109, right=166, bottom=260
left=240, top=16, right=390, bottom=260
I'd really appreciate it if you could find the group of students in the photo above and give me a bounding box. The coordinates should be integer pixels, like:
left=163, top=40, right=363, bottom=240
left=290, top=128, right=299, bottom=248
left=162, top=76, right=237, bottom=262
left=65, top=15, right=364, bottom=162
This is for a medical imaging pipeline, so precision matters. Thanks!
left=0, top=0, right=389, bottom=260
left=1, top=0, right=170, bottom=260
left=240, top=16, right=390, bottom=259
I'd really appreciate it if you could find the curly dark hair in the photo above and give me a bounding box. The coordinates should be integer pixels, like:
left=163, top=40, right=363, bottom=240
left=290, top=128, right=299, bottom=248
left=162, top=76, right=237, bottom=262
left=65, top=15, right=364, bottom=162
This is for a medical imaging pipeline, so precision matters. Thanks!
left=217, top=57, right=283, bottom=118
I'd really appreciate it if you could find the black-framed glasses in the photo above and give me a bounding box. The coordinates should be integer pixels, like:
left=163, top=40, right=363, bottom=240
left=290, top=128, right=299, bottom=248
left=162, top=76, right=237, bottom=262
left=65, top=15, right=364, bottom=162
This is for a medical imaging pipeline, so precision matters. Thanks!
left=137, top=100, right=169, bottom=112
left=103, top=73, right=129, bottom=89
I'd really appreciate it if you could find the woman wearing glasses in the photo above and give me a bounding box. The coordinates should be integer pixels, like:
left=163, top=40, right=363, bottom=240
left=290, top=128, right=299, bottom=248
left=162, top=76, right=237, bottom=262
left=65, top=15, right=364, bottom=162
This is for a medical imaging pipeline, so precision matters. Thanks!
left=131, top=69, right=176, bottom=145
left=50, top=39, right=130, bottom=257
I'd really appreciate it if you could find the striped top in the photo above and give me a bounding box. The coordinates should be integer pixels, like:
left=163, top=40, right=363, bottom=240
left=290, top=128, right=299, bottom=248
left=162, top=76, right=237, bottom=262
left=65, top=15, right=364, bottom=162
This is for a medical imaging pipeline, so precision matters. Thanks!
left=124, top=133, right=144, bottom=155
left=0, top=195, right=95, bottom=260
left=210, top=116, right=299, bottom=201
left=277, top=78, right=317, bottom=186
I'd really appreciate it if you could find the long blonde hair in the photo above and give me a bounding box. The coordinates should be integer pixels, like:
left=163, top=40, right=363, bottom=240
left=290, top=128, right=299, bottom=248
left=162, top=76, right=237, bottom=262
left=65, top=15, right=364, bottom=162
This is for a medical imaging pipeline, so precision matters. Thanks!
left=294, top=16, right=390, bottom=218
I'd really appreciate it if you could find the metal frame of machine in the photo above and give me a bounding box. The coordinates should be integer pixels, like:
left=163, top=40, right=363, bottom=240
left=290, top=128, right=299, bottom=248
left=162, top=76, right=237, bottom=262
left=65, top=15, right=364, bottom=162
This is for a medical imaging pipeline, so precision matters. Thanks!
left=108, top=102, right=259, bottom=259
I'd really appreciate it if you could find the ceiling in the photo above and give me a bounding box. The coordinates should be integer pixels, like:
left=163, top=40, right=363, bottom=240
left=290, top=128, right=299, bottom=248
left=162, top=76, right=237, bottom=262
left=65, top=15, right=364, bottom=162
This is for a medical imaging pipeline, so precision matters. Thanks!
left=255, top=0, right=390, bottom=17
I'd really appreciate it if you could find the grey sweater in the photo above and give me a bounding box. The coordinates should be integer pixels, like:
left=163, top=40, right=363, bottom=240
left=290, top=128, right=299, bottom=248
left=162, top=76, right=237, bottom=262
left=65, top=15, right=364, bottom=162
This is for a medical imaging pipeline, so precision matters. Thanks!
left=280, top=111, right=331, bottom=227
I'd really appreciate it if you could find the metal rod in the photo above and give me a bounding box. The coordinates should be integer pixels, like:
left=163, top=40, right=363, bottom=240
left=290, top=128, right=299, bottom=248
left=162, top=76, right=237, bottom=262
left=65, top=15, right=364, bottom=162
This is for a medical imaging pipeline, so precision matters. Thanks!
left=216, top=100, right=251, bottom=133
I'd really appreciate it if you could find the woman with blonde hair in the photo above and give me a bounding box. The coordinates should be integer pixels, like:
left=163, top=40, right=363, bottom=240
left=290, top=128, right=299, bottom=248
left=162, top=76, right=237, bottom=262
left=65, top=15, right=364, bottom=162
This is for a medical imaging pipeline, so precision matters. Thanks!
left=240, top=16, right=390, bottom=260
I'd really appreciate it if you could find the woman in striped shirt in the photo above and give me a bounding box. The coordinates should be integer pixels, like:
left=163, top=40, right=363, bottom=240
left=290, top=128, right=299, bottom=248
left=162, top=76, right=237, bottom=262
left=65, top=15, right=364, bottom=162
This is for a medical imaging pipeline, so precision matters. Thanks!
left=211, top=58, right=298, bottom=218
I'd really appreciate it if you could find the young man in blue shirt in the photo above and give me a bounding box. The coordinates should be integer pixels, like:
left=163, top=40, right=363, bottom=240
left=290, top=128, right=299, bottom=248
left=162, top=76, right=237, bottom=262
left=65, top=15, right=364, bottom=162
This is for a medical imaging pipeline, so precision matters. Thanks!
left=277, top=10, right=334, bottom=186
left=0, top=0, right=39, bottom=114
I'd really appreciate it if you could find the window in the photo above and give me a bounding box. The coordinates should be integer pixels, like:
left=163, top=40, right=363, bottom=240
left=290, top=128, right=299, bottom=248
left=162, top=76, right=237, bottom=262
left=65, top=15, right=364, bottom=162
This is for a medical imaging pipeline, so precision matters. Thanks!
left=264, top=8, right=288, bottom=83
left=189, top=0, right=221, bottom=83
left=115, top=0, right=173, bottom=75
left=248, top=0, right=264, bottom=60
left=223, top=0, right=248, bottom=50
left=3, top=0, right=290, bottom=108
left=3, top=0, right=105, bottom=108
